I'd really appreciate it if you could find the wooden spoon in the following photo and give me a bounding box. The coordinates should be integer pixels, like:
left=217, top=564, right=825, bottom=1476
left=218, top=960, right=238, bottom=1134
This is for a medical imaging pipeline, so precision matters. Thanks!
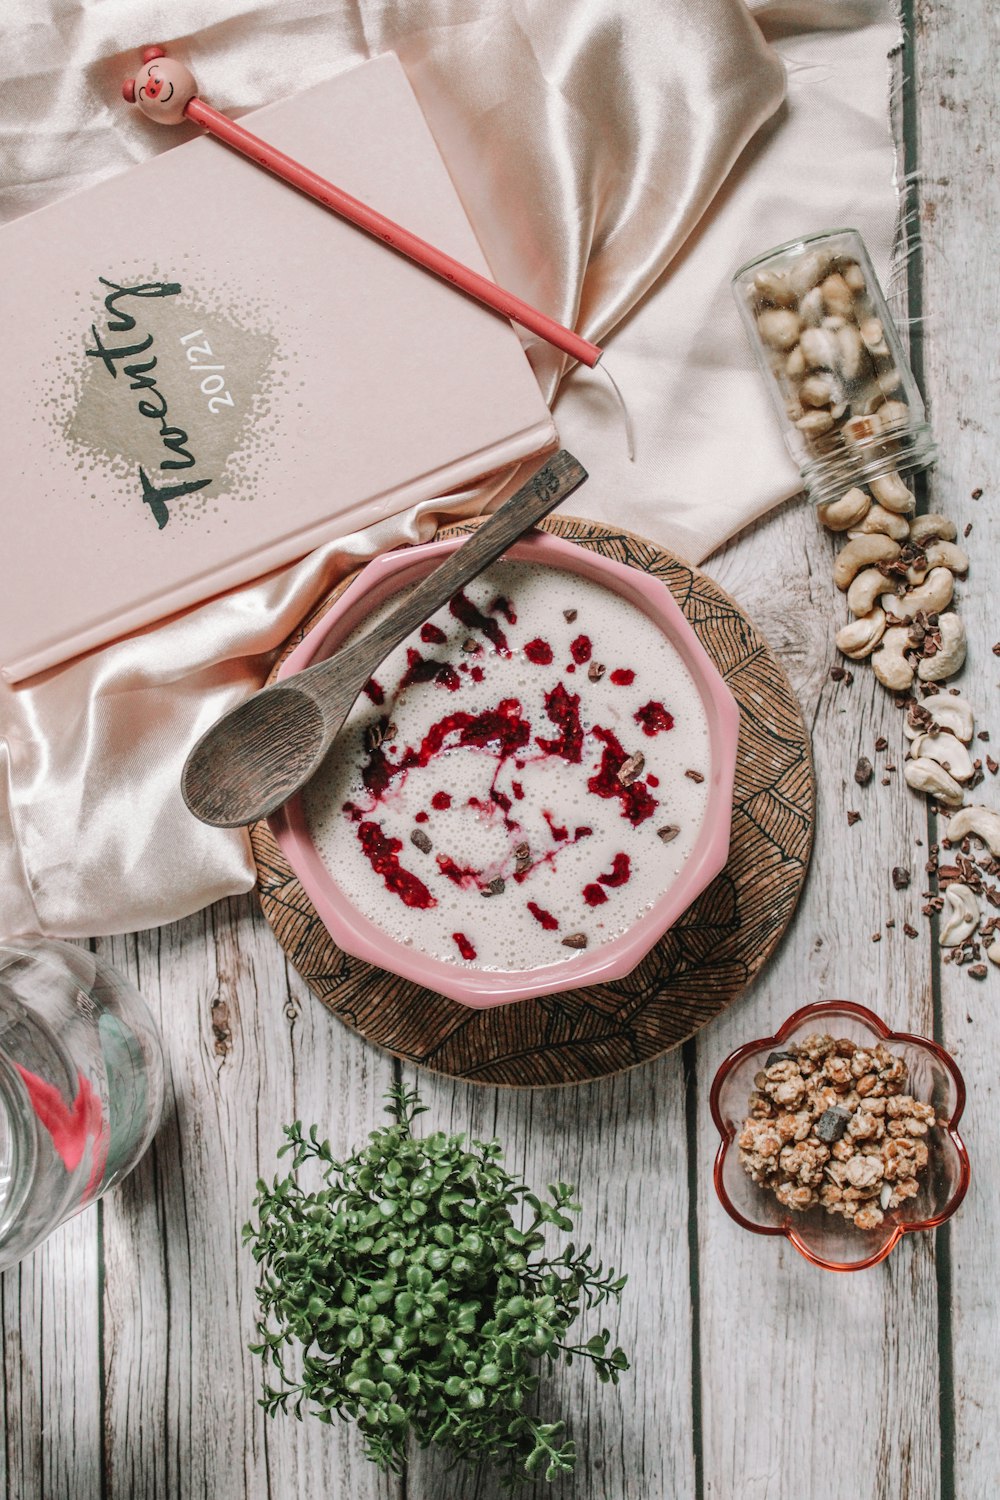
left=181, top=450, right=588, bottom=827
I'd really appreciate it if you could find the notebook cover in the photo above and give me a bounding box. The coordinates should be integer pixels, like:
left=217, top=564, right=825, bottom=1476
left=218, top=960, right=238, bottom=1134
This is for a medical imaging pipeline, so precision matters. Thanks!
left=0, top=53, right=556, bottom=681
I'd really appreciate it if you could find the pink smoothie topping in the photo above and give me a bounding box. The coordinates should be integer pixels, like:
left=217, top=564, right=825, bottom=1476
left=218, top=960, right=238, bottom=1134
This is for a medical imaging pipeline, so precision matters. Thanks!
left=524, top=638, right=554, bottom=665
left=635, top=700, right=675, bottom=736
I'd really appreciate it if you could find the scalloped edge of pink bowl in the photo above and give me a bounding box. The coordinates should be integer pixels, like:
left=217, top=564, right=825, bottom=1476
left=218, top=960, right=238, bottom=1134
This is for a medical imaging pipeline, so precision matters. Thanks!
left=268, top=530, right=740, bottom=1008
left=710, top=1000, right=970, bottom=1272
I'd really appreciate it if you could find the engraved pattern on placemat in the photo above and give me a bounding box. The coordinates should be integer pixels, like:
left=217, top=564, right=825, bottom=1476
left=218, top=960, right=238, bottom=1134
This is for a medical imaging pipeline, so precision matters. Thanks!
left=249, top=515, right=815, bottom=1087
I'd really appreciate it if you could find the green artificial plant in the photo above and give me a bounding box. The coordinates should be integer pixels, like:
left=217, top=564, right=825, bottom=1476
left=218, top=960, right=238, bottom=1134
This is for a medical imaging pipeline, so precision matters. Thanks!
left=244, top=1085, right=628, bottom=1485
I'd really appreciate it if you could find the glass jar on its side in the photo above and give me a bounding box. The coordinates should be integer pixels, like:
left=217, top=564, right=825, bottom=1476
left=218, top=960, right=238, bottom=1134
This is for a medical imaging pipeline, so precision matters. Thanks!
left=732, top=229, right=936, bottom=507
left=0, top=936, right=164, bottom=1270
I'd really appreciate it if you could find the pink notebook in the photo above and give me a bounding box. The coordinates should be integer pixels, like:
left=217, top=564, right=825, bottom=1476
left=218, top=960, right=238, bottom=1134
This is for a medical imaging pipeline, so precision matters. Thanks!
left=0, top=53, right=556, bottom=681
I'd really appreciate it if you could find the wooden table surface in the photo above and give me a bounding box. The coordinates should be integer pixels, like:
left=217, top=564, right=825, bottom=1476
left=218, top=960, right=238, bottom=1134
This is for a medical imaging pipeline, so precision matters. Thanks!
left=3, top=6, right=997, bottom=1498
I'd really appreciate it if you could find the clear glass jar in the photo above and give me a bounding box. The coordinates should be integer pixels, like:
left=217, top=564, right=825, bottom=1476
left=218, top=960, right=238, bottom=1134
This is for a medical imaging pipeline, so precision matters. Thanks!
left=732, top=229, right=936, bottom=507
left=0, top=936, right=164, bottom=1270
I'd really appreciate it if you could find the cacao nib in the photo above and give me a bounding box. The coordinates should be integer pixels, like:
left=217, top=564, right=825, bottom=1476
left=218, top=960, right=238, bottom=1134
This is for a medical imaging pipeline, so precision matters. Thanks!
left=617, top=751, right=645, bottom=786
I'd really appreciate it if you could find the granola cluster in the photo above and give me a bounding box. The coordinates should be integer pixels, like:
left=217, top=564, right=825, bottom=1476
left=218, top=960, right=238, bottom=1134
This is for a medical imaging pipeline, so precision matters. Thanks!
left=738, top=1034, right=938, bottom=1231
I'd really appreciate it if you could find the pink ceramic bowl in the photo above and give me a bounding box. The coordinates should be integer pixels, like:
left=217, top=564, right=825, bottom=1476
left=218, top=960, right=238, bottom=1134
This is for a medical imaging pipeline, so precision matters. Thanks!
left=711, top=1001, right=969, bottom=1271
left=269, top=529, right=740, bottom=1007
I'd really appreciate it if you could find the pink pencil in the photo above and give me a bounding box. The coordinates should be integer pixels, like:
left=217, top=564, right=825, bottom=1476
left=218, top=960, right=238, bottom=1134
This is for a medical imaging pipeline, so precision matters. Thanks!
left=122, top=47, right=602, bottom=369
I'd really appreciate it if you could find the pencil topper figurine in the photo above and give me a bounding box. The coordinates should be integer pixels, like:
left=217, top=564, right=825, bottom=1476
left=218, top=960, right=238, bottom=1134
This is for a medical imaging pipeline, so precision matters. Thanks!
left=122, top=46, right=197, bottom=126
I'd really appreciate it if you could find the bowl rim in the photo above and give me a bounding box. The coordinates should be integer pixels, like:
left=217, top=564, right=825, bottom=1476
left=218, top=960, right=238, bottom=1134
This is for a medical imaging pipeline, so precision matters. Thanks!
left=710, top=999, right=970, bottom=1272
left=268, top=528, right=740, bottom=1008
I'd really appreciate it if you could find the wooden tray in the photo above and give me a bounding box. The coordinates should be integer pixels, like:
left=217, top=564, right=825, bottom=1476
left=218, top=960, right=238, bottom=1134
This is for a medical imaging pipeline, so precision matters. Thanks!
left=250, top=515, right=814, bottom=1086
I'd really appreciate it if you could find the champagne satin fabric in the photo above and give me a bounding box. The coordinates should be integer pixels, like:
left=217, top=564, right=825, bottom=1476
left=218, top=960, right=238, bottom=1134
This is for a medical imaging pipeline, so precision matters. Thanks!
left=0, top=0, right=898, bottom=936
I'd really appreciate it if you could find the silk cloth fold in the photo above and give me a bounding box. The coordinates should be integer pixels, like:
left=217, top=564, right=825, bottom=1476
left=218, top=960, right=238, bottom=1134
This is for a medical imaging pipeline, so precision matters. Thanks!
left=0, top=0, right=899, bottom=937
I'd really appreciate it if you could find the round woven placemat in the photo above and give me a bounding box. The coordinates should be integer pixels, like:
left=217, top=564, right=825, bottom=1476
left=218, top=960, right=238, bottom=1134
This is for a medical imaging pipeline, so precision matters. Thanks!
left=250, top=515, right=814, bottom=1087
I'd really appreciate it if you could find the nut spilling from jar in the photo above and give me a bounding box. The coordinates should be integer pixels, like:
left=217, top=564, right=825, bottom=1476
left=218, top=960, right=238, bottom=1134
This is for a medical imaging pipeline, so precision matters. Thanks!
left=738, top=231, right=1000, bottom=980
left=817, top=395, right=986, bottom=906
left=739, top=242, right=921, bottom=482
left=738, top=1034, right=939, bottom=1231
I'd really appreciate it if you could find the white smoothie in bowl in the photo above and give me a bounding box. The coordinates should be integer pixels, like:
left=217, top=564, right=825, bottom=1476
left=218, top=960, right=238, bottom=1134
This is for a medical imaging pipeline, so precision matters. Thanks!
left=302, top=559, right=713, bottom=973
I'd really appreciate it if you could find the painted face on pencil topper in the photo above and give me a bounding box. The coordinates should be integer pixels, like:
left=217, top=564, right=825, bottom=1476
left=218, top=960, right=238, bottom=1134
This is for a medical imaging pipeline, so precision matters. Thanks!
left=122, top=46, right=198, bottom=126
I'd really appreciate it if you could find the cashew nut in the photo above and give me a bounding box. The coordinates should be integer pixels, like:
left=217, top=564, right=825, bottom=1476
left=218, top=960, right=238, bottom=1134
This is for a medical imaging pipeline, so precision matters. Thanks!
left=844, top=413, right=881, bottom=446
left=908, top=731, right=975, bottom=782
left=799, top=287, right=825, bottom=326
left=796, top=410, right=835, bottom=438
left=871, top=626, right=915, bottom=691
left=860, top=317, right=889, bottom=357
left=753, top=269, right=797, bottom=308
left=789, top=249, right=833, bottom=299
left=757, top=308, right=801, bottom=351
left=939, top=883, right=980, bottom=947
left=836, top=323, right=865, bottom=380
left=904, top=694, right=975, bottom=743
left=848, top=569, right=891, bottom=616
left=843, top=262, right=866, bottom=293
left=799, top=374, right=838, bottom=408
left=800, top=327, right=840, bottom=370
left=917, top=613, right=967, bottom=682
left=869, top=472, right=915, bottom=514
left=785, top=345, right=809, bottom=381
left=877, top=399, right=909, bottom=428
left=946, top=805, right=1000, bottom=857
left=922, top=541, right=969, bottom=575
left=836, top=608, right=886, bottom=659
left=818, top=488, right=870, bottom=531
left=820, top=273, right=854, bottom=320
left=903, top=757, right=965, bottom=807
left=909, top=513, right=957, bottom=545
left=881, top=567, right=954, bottom=620
left=833, top=534, right=900, bottom=589
left=988, top=936, right=1000, bottom=967
left=848, top=505, right=910, bottom=542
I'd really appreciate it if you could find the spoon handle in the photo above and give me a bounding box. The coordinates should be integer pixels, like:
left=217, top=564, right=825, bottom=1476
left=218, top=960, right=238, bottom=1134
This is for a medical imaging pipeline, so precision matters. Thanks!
left=312, top=450, right=588, bottom=692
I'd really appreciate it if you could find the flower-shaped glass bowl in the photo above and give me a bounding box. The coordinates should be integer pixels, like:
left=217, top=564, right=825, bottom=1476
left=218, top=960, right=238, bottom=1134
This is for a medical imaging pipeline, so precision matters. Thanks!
left=711, top=1001, right=969, bottom=1271
left=269, top=529, right=740, bottom=1009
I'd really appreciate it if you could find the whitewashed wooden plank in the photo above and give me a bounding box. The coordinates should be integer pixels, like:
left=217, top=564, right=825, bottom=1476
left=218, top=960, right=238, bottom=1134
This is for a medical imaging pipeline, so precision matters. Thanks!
left=405, top=1056, right=697, bottom=1499
left=99, top=896, right=400, bottom=1500
left=696, top=494, right=942, bottom=1500
left=914, top=1, right=1000, bottom=1494
left=0, top=1206, right=101, bottom=1500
